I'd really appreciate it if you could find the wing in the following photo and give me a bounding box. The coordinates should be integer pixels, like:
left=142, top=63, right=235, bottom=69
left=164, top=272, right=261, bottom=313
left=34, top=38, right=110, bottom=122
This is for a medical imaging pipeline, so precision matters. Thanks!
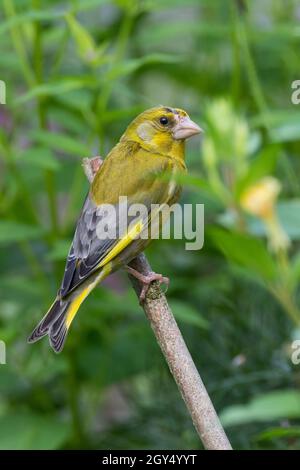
left=59, top=142, right=181, bottom=298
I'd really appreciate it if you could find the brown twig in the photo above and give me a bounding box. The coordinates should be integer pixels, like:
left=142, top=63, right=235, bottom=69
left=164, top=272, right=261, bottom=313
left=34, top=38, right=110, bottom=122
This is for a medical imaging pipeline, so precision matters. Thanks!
left=82, top=157, right=232, bottom=450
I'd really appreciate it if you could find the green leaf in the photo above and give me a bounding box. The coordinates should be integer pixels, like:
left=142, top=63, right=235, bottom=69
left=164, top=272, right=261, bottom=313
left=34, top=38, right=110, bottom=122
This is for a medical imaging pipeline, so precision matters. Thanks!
left=252, top=110, right=300, bottom=128
left=75, top=0, right=109, bottom=11
left=277, top=200, right=300, bottom=240
left=236, top=145, right=280, bottom=197
left=0, top=412, right=70, bottom=450
left=256, top=426, right=300, bottom=442
left=0, top=221, right=44, bottom=245
left=66, top=13, right=96, bottom=58
left=167, top=172, right=212, bottom=193
left=66, top=13, right=107, bottom=66
left=231, top=198, right=300, bottom=245
left=169, top=300, right=209, bottom=329
left=248, top=199, right=300, bottom=241
left=17, top=147, right=61, bottom=171
left=209, top=227, right=277, bottom=281
left=48, top=108, right=88, bottom=134
left=0, top=369, right=27, bottom=396
left=0, top=275, right=43, bottom=301
left=47, top=239, right=71, bottom=261
left=55, top=89, right=94, bottom=112
left=107, top=53, right=181, bottom=80
left=290, top=252, right=300, bottom=287
left=102, top=106, right=144, bottom=124
left=270, top=122, right=300, bottom=143
left=0, top=2, right=108, bottom=37
left=14, top=77, right=98, bottom=106
left=137, top=21, right=229, bottom=46
left=220, top=390, right=300, bottom=427
left=253, top=111, right=300, bottom=143
left=83, top=323, right=160, bottom=386
left=29, top=130, right=90, bottom=157
left=0, top=10, right=65, bottom=37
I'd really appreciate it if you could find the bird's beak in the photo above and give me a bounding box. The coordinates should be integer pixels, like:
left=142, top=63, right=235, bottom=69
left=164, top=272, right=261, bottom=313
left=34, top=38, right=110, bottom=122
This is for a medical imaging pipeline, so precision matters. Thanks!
left=173, top=116, right=203, bottom=140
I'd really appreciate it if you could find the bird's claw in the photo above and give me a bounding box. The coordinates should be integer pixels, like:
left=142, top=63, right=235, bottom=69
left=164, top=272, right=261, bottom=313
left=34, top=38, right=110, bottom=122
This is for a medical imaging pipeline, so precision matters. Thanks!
left=139, top=272, right=169, bottom=303
left=125, top=266, right=169, bottom=304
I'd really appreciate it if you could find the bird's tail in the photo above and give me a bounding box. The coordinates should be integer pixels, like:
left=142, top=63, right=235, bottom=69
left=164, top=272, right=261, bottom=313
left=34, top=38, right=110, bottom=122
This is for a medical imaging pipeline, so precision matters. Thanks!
left=28, top=297, right=70, bottom=352
left=28, top=271, right=106, bottom=353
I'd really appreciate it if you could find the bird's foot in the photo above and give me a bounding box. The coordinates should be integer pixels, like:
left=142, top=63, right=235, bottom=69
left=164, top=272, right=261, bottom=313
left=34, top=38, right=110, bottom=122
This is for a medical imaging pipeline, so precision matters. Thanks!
left=125, top=266, right=169, bottom=303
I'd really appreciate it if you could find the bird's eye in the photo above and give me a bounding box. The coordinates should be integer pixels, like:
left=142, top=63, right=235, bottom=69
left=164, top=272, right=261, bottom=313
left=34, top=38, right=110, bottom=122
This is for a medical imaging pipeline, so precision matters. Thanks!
left=159, top=116, right=169, bottom=126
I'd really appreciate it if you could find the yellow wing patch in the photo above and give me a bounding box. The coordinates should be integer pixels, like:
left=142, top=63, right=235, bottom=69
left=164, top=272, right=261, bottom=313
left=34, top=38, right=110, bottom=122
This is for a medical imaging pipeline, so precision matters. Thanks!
left=65, top=221, right=144, bottom=330
left=98, top=220, right=144, bottom=268
left=65, top=286, right=91, bottom=329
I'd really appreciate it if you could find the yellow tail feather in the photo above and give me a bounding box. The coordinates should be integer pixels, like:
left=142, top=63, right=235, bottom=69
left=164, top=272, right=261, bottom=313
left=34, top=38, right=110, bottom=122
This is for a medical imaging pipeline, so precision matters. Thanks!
left=65, top=263, right=112, bottom=329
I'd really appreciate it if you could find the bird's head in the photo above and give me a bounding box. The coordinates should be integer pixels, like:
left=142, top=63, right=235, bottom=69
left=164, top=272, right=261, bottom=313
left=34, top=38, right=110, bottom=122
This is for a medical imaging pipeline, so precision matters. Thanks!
left=121, top=106, right=202, bottom=158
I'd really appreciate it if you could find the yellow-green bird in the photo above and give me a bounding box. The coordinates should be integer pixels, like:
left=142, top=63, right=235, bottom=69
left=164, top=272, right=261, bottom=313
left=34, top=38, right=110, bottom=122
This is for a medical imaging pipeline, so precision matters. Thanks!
left=28, top=106, right=201, bottom=352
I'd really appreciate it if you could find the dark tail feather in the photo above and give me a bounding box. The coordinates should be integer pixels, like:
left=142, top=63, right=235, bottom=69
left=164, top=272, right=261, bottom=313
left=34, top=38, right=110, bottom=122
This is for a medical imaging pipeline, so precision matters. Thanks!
left=49, top=308, right=69, bottom=353
left=28, top=298, right=69, bottom=353
left=28, top=270, right=107, bottom=353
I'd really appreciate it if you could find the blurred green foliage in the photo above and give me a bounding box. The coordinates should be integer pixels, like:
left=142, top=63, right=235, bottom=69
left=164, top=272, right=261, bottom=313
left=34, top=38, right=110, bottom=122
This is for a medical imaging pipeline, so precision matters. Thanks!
left=1, top=0, right=300, bottom=450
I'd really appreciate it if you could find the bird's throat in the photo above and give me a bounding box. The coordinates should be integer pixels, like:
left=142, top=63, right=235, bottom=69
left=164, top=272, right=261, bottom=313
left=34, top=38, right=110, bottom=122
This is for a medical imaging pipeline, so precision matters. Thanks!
left=139, top=133, right=185, bottom=163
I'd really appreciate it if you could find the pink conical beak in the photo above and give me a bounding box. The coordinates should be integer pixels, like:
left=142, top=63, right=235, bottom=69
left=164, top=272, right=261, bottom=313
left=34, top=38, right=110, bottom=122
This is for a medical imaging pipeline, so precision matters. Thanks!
left=173, top=116, right=203, bottom=140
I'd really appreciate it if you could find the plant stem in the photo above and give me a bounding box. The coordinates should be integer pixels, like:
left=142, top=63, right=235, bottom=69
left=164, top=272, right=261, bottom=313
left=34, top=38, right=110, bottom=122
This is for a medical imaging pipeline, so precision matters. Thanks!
left=0, top=140, right=39, bottom=225
left=32, top=0, right=59, bottom=240
left=230, top=3, right=241, bottom=106
left=19, top=241, right=50, bottom=301
left=67, top=351, right=87, bottom=448
left=95, top=11, right=134, bottom=153
left=3, top=0, right=35, bottom=87
left=272, top=287, right=300, bottom=327
left=234, top=5, right=268, bottom=118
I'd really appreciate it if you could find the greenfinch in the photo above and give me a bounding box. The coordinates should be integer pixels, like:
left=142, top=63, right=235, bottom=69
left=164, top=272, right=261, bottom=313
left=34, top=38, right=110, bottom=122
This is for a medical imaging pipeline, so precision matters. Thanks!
left=28, top=106, right=201, bottom=352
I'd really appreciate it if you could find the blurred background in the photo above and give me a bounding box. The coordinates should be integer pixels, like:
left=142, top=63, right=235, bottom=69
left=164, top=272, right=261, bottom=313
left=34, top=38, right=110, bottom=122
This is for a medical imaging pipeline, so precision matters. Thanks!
left=1, top=0, right=300, bottom=450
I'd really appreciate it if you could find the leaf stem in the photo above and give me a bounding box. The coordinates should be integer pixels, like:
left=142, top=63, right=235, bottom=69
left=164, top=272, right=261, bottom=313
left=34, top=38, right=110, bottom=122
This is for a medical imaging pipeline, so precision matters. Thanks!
left=32, top=0, right=59, bottom=239
left=3, top=0, right=35, bottom=87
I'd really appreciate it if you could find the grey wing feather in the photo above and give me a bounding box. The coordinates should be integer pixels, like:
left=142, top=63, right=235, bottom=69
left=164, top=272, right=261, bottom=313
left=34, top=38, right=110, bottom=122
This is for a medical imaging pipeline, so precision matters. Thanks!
left=59, top=195, right=117, bottom=298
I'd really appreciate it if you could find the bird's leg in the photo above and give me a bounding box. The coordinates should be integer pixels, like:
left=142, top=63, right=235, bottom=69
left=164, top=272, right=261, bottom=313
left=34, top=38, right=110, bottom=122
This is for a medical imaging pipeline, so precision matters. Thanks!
left=125, top=266, right=169, bottom=303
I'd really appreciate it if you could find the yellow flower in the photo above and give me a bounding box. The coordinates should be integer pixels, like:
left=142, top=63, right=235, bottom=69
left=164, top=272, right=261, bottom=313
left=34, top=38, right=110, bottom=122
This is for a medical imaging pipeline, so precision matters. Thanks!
left=240, top=177, right=290, bottom=252
left=240, top=177, right=281, bottom=219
